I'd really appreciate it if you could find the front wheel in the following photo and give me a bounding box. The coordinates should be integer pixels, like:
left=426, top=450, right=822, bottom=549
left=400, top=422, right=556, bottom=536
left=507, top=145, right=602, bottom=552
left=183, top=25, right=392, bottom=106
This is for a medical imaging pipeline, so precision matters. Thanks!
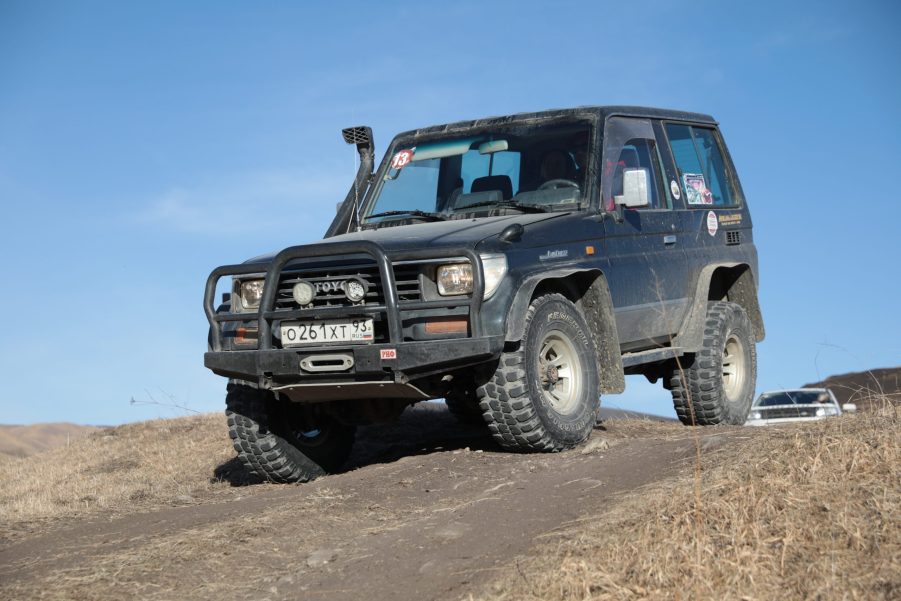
left=477, top=294, right=599, bottom=451
left=225, top=383, right=355, bottom=483
left=667, top=301, right=757, bottom=425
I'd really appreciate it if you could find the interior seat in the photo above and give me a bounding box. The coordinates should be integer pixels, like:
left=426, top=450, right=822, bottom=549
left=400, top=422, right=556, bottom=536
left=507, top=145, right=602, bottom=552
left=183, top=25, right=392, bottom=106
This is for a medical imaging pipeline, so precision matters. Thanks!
left=470, top=175, right=512, bottom=200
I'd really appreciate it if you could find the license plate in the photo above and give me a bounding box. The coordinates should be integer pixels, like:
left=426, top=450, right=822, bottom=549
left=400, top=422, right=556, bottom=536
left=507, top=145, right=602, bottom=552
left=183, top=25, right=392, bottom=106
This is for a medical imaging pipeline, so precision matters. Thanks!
left=280, top=318, right=374, bottom=346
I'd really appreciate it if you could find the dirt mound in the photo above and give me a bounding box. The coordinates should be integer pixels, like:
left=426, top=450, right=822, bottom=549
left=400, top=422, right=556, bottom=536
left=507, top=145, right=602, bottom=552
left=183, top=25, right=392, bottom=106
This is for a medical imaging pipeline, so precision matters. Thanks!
left=1, top=384, right=897, bottom=601
left=804, top=366, right=901, bottom=412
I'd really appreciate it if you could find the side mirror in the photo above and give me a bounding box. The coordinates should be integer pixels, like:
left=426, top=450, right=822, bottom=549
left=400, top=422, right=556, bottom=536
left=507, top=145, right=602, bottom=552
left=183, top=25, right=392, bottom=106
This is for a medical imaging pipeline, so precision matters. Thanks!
left=842, top=403, right=857, bottom=413
left=615, top=168, right=650, bottom=208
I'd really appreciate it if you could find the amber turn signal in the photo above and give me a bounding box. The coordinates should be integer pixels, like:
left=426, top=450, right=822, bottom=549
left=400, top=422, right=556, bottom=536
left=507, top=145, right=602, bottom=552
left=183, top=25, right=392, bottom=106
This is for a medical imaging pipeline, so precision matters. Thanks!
left=424, top=318, right=468, bottom=335
left=235, top=327, right=259, bottom=345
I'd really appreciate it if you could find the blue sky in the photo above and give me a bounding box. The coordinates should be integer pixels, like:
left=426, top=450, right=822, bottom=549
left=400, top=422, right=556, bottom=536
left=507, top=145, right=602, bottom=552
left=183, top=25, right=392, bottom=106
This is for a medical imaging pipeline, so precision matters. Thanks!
left=1, top=0, right=899, bottom=425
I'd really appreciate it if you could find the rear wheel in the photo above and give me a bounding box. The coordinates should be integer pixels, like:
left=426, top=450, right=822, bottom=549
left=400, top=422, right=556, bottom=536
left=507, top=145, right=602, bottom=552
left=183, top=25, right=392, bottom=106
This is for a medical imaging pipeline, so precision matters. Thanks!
left=477, top=294, right=599, bottom=451
left=667, top=301, right=756, bottom=425
left=225, top=383, right=355, bottom=483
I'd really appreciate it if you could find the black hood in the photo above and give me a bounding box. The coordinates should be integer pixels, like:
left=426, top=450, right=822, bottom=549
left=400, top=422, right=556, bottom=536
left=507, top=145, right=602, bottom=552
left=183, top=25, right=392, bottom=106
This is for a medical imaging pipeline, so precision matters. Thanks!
left=244, top=213, right=563, bottom=264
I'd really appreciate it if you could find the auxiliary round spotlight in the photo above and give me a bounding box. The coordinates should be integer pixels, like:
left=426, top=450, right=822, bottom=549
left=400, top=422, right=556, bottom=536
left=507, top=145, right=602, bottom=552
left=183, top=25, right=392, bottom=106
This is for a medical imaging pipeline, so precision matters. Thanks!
left=292, top=281, right=315, bottom=306
left=344, top=278, right=368, bottom=303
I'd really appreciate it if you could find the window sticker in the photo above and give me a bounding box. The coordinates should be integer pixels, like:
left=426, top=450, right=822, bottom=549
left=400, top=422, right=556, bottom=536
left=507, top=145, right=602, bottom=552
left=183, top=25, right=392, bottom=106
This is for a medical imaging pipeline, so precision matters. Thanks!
left=707, top=211, right=719, bottom=236
left=670, top=179, right=681, bottom=200
left=390, top=149, right=414, bottom=170
left=683, top=173, right=713, bottom=205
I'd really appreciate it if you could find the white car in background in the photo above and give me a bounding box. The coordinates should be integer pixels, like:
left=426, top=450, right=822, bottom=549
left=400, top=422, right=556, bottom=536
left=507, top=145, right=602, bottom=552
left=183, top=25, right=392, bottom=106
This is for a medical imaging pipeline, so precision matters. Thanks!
left=745, top=388, right=856, bottom=426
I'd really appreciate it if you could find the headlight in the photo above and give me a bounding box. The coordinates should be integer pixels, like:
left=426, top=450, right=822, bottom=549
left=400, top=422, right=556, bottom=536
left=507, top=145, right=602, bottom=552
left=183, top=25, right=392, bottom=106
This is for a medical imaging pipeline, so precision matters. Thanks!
left=749, top=411, right=762, bottom=420
left=437, top=254, right=508, bottom=299
left=437, top=263, right=473, bottom=296
left=238, top=279, right=265, bottom=310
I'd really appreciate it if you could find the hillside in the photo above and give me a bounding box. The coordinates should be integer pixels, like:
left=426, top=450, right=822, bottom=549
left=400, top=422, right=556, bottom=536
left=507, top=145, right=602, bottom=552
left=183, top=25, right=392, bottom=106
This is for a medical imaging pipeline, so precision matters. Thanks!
left=804, top=366, right=901, bottom=412
left=0, top=423, right=101, bottom=458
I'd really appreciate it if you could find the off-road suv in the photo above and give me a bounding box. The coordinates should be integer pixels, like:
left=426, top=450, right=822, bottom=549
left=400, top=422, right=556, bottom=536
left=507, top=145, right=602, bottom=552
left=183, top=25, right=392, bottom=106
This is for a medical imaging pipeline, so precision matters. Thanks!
left=204, top=106, right=764, bottom=483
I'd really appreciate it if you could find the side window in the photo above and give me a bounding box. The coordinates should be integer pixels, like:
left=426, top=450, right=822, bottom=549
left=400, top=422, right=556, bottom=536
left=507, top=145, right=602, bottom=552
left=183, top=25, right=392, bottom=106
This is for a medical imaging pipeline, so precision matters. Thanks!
left=665, top=124, right=738, bottom=207
left=602, top=117, right=669, bottom=210
left=611, top=138, right=668, bottom=209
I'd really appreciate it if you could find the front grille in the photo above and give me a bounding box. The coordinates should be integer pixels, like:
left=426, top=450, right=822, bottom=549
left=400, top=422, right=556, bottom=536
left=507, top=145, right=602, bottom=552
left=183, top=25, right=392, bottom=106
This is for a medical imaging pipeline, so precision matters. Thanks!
left=759, top=406, right=819, bottom=419
left=275, top=259, right=422, bottom=310
left=394, top=264, right=422, bottom=302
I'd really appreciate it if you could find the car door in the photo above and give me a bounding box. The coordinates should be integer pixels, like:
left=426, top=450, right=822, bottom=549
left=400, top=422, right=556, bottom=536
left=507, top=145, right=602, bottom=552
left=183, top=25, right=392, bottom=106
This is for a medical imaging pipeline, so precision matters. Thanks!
left=601, top=116, right=691, bottom=350
left=661, top=121, right=747, bottom=290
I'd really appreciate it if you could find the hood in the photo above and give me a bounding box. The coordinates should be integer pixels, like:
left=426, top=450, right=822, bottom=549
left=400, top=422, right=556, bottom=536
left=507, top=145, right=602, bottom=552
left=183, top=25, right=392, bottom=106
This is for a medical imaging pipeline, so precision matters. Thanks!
left=244, top=213, right=563, bottom=264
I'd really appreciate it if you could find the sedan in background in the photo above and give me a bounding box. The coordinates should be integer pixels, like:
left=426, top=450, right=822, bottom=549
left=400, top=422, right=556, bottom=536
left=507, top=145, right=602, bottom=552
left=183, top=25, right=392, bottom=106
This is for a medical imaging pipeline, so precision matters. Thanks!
left=745, top=388, right=857, bottom=426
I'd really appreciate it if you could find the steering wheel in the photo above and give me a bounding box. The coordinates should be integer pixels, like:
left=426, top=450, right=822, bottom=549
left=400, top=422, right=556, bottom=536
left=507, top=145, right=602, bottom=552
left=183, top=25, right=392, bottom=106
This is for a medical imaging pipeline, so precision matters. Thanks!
left=538, top=178, right=580, bottom=191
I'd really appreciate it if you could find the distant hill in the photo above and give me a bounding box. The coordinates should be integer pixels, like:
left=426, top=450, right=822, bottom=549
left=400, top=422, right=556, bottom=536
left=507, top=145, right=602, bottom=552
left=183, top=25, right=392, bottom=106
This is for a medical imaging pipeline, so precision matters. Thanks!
left=0, top=423, right=102, bottom=458
left=804, top=366, right=901, bottom=412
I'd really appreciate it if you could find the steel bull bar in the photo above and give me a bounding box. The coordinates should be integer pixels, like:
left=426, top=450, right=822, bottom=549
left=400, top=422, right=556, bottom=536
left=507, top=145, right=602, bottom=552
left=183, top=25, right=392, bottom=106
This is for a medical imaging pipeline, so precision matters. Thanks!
left=203, top=240, right=499, bottom=389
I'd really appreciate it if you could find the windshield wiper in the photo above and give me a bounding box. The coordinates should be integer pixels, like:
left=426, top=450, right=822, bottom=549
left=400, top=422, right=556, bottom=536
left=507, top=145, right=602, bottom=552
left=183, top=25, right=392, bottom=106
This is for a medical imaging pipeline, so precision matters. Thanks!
left=456, top=200, right=549, bottom=213
left=365, top=209, right=446, bottom=222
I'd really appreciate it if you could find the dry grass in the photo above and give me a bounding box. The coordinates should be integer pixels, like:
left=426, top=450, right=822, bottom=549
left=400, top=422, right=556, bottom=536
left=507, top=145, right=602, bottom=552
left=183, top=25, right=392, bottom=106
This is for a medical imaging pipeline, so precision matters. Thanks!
left=480, top=397, right=900, bottom=601
left=0, top=413, right=235, bottom=537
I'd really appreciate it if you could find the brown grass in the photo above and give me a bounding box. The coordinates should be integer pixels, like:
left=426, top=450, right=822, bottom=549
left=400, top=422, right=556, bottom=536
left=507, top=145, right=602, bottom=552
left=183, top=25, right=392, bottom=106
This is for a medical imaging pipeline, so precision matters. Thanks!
left=479, top=397, right=900, bottom=601
left=0, top=413, right=235, bottom=538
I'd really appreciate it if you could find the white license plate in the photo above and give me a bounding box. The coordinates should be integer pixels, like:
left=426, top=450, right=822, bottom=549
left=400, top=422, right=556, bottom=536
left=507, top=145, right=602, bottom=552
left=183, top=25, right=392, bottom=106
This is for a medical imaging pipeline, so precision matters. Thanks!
left=280, top=318, right=374, bottom=346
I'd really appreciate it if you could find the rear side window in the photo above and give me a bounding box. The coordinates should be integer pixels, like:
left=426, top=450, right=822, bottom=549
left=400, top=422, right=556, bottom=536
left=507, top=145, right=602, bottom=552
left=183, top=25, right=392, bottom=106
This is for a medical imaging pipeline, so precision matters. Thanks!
left=665, top=124, right=739, bottom=207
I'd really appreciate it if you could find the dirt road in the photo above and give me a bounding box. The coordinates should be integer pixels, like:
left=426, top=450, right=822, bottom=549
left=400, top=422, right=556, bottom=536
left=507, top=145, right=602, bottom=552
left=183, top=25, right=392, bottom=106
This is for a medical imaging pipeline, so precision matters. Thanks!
left=0, top=405, right=737, bottom=600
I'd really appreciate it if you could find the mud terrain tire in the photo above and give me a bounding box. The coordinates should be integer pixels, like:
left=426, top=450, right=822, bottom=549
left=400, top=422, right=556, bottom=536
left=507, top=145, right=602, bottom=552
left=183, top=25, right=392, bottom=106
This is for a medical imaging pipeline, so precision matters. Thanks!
left=477, top=294, right=599, bottom=451
left=667, top=301, right=756, bottom=425
left=226, top=383, right=355, bottom=483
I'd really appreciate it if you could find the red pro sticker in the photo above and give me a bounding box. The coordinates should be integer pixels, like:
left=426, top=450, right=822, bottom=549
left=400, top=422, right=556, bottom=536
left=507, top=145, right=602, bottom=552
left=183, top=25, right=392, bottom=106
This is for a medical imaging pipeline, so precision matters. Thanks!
left=390, top=149, right=414, bottom=170
left=380, top=349, right=397, bottom=360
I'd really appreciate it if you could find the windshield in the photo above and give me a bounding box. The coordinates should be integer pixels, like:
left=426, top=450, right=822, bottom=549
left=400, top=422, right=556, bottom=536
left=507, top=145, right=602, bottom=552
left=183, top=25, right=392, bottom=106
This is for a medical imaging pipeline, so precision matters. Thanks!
left=364, top=121, right=592, bottom=223
left=755, top=391, right=835, bottom=407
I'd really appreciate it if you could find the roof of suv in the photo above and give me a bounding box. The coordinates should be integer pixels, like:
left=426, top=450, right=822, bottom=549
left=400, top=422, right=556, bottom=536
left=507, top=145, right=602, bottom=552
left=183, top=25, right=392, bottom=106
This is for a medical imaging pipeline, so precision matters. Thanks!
left=395, top=106, right=718, bottom=139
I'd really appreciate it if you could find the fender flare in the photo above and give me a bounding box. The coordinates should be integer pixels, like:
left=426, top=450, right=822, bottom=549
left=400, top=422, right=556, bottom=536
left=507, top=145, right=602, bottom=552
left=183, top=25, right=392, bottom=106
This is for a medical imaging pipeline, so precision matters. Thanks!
left=505, top=268, right=625, bottom=395
left=673, top=262, right=765, bottom=351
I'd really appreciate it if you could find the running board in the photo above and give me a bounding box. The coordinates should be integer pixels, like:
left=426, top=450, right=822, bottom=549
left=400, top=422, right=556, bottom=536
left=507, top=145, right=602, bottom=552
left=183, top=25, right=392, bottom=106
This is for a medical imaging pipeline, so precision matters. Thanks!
left=621, top=347, right=685, bottom=368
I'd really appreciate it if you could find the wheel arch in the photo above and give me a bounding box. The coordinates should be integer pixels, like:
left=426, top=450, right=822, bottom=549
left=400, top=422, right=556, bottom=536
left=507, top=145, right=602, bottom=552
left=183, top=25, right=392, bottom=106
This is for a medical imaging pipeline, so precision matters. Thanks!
left=674, top=263, right=765, bottom=351
left=505, top=269, right=625, bottom=394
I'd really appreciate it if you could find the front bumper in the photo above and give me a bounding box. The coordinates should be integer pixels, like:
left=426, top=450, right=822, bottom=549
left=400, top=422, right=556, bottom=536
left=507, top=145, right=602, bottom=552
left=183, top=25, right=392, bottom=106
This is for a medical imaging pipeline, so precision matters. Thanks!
left=204, top=335, right=503, bottom=385
left=203, top=239, right=506, bottom=401
left=744, top=415, right=833, bottom=427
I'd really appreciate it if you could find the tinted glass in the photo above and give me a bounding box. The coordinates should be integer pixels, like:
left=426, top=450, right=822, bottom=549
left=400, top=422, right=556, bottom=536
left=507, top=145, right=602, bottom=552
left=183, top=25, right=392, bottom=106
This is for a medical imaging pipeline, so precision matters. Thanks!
left=755, top=391, right=835, bottom=407
left=665, top=124, right=738, bottom=207
left=367, top=121, right=592, bottom=222
left=610, top=138, right=664, bottom=209
left=461, top=150, right=521, bottom=196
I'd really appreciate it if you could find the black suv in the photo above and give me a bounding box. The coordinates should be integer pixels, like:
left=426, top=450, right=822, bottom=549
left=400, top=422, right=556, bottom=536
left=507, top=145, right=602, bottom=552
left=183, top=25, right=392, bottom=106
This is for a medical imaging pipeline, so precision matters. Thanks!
left=204, top=106, right=764, bottom=483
